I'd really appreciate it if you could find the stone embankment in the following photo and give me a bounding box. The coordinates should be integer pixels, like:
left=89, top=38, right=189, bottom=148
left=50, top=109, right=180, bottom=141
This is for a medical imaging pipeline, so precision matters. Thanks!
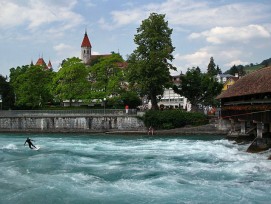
left=106, top=124, right=228, bottom=135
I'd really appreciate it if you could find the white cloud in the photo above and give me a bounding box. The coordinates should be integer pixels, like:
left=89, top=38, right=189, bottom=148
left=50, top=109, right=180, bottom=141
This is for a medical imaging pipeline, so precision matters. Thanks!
left=100, top=0, right=270, bottom=30
left=53, top=43, right=79, bottom=58
left=189, top=25, right=271, bottom=44
left=173, top=45, right=254, bottom=73
left=225, top=60, right=249, bottom=68
left=0, top=0, right=84, bottom=31
left=174, top=49, right=212, bottom=72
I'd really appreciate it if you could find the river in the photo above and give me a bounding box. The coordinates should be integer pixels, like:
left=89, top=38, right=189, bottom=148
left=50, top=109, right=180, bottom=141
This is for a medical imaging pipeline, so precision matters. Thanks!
left=1, top=133, right=271, bottom=204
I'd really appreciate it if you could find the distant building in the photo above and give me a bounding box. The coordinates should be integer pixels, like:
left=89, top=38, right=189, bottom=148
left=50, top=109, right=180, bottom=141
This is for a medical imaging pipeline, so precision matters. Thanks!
left=216, top=74, right=235, bottom=83
left=81, top=31, right=92, bottom=64
left=34, top=57, right=52, bottom=70
left=80, top=31, right=111, bottom=65
left=157, top=74, right=191, bottom=111
left=222, top=77, right=239, bottom=91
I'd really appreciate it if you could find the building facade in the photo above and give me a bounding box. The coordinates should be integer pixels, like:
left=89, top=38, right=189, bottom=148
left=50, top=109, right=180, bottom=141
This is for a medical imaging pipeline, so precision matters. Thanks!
left=157, top=74, right=191, bottom=111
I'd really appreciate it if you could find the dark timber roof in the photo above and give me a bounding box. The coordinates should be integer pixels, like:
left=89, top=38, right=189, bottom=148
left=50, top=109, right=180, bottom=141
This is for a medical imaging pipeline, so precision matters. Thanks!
left=216, top=66, right=271, bottom=99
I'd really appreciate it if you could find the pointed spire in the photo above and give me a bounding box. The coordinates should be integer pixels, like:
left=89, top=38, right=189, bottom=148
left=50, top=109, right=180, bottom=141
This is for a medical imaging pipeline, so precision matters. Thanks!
left=47, top=60, right=52, bottom=69
left=81, top=30, right=92, bottom=48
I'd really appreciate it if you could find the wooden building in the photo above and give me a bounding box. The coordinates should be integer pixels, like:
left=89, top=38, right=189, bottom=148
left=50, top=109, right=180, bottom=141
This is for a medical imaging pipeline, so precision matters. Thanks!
left=216, top=66, right=271, bottom=152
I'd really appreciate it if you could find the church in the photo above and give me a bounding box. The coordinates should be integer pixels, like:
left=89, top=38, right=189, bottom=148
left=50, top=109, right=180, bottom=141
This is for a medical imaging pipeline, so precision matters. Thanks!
left=80, top=31, right=112, bottom=65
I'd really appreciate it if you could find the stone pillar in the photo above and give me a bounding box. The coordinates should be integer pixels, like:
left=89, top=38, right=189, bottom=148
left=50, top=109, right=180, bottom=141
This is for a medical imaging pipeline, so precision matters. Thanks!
left=230, top=119, right=235, bottom=132
left=240, top=121, right=246, bottom=134
left=256, top=122, right=264, bottom=138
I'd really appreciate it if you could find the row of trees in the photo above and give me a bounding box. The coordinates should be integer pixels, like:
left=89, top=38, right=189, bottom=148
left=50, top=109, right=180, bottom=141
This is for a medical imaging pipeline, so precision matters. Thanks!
left=7, top=54, right=142, bottom=109
left=0, top=13, right=223, bottom=111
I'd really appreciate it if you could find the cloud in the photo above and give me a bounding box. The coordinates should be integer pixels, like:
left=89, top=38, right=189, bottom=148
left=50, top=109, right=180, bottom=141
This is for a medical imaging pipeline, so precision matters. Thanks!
left=173, top=45, right=252, bottom=73
left=225, top=60, right=249, bottom=68
left=189, top=25, right=271, bottom=44
left=0, top=0, right=84, bottom=31
left=99, top=0, right=271, bottom=30
left=53, top=43, right=79, bottom=58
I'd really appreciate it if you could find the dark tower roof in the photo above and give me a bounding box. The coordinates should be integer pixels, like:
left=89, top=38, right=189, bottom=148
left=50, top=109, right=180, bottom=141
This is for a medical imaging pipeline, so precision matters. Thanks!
left=81, top=31, right=92, bottom=48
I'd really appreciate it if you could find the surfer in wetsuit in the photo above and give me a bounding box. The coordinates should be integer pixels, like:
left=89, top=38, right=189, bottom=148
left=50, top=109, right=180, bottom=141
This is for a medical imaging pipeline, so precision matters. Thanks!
left=24, top=137, right=37, bottom=149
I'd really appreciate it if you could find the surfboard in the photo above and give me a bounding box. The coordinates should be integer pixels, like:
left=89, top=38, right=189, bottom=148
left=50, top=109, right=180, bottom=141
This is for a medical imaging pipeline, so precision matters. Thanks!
left=32, top=146, right=40, bottom=151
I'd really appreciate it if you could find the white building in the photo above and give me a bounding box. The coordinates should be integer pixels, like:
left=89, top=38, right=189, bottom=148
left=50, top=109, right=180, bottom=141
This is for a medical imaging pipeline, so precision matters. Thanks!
left=157, top=74, right=191, bottom=111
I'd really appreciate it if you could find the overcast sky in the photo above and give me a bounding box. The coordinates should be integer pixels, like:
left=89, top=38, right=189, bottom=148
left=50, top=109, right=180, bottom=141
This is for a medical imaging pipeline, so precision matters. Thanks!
left=1, top=0, right=271, bottom=77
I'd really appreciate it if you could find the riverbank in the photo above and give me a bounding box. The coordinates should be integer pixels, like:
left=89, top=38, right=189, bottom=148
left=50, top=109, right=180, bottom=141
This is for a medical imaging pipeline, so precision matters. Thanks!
left=106, top=124, right=228, bottom=135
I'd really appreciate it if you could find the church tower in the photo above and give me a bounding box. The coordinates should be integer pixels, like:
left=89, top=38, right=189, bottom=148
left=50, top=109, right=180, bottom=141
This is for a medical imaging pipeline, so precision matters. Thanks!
left=81, top=31, right=92, bottom=64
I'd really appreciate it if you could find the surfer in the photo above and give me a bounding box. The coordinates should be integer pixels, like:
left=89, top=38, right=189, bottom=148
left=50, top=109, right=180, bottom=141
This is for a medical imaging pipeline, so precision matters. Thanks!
left=24, top=137, right=37, bottom=149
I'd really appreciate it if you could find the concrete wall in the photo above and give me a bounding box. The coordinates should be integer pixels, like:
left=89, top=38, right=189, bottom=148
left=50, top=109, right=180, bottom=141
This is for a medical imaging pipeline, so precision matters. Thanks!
left=0, top=116, right=145, bottom=133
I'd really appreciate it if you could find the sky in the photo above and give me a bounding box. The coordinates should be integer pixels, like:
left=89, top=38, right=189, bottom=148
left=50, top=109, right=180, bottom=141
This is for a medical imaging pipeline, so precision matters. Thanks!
left=1, top=0, right=271, bottom=78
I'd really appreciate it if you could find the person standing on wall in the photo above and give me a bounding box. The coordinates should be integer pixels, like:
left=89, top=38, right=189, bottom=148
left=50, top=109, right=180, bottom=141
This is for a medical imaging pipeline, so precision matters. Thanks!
left=125, top=105, right=129, bottom=114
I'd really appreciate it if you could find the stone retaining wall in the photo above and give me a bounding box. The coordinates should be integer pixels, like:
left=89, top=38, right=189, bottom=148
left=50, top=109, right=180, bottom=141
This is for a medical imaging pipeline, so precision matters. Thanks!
left=0, top=116, right=145, bottom=133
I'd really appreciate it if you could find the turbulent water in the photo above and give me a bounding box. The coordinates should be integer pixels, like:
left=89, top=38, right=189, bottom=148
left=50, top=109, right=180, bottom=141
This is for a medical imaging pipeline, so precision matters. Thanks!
left=1, top=133, right=271, bottom=204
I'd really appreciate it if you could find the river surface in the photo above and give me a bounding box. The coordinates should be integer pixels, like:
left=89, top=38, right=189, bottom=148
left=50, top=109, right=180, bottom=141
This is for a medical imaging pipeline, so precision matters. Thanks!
left=1, top=133, right=271, bottom=204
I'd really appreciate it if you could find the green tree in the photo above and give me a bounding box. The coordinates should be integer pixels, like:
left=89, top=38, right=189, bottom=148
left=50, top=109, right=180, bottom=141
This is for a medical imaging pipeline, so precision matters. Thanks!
left=173, top=67, right=223, bottom=111
left=207, top=57, right=218, bottom=76
left=89, top=53, right=126, bottom=100
left=216, top=65, right=222, bottom=74
left=224, top=64, right=246, bottom=76
left=52, top=57, right=90, bottom=106
left=127, top=13, right=175, bottom=110
left=0, top=75, right=15, bottom=109
left=10, top=65, right=54, bottom=109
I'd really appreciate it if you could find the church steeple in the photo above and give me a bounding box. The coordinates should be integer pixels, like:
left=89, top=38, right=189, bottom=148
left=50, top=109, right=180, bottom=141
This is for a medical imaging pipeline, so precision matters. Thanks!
left=81, top=30, right=92, bottom=64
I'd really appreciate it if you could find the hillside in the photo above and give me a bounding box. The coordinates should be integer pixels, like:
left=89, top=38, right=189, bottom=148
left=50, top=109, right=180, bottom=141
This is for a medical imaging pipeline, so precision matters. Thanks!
left=224, top=57, right=271, bottom=75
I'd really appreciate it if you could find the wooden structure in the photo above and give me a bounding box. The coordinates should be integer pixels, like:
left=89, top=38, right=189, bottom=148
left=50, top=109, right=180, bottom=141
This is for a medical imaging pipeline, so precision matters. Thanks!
left=216, top=66, right=271, bottom=152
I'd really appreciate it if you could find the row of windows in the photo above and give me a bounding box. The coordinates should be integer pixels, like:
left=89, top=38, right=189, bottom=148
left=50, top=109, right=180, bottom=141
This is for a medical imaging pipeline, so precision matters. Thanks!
left=160, top=98, right=183, bottom=102
left=83, top=50, right=90, bottom=54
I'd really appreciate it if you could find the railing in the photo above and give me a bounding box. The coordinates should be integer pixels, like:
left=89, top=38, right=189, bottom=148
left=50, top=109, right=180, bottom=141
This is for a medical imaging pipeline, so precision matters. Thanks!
left=0, top=109, right=138, bottom=117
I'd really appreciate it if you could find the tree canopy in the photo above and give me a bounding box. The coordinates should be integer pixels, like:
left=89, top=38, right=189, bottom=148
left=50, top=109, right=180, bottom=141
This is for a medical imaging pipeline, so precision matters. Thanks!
left=173, top=67, right=223, bottom=111
left=0, top=75, right=14, bottom=109
left=89, top=53, right=126, bottom=100
left=207, top=57, right=221, bottom=76
left=127, top=13, right=175, bottom=110
left=10, top=65, right=54, bottom=109
left=52, top=57, right=90, bottom=106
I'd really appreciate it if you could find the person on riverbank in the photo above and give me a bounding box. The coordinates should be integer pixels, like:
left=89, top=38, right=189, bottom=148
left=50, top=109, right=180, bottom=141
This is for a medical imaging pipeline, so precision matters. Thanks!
left=24, top=137, right=37, bottom=149
left=148, top=126, right=154, bottom=135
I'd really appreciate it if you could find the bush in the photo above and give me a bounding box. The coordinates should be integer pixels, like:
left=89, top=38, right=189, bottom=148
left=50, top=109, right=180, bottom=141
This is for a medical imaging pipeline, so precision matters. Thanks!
left=142, top=110, right=208, bottom=130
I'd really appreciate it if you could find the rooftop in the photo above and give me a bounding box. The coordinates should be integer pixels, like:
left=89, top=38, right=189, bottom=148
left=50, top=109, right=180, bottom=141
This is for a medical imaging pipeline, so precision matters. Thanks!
left=217, top=66, right=271, bottom=99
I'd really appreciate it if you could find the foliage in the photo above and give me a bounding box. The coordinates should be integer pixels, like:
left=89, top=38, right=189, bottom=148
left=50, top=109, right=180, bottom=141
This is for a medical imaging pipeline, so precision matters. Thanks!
left=127, top=13, right=175, bottom=110
left=223, top=64, right=246, bottom=76
left=121, top=91, right=142, bottom=109
left=10, top=65, right=54, bottom=109
left=0, top=75, right=15, bottom=109
left=89, top=53, right=126, bottom=99
left=105, top=91, right=142, bottom=109
left=260, top=57, right=271, bottom=67
left=173, top=67, right=223, bottom=111
left=52, top=57, right=90, bottom=106
left=142, top=109, right=208, bottom=130
left=207, top=57, right=221, bottom=76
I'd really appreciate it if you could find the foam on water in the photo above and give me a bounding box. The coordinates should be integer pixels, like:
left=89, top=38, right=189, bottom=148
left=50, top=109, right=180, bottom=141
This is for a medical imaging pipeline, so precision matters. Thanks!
left=1, top=134, right=271, bottom=203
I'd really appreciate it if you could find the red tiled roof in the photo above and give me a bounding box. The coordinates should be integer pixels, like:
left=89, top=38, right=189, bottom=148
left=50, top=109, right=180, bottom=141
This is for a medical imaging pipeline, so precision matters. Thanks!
left=35, top=58, right=47, bottom=67
left=81, top=32, right=92, bottom=47
left=217, top=66, right=271, bottom=99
